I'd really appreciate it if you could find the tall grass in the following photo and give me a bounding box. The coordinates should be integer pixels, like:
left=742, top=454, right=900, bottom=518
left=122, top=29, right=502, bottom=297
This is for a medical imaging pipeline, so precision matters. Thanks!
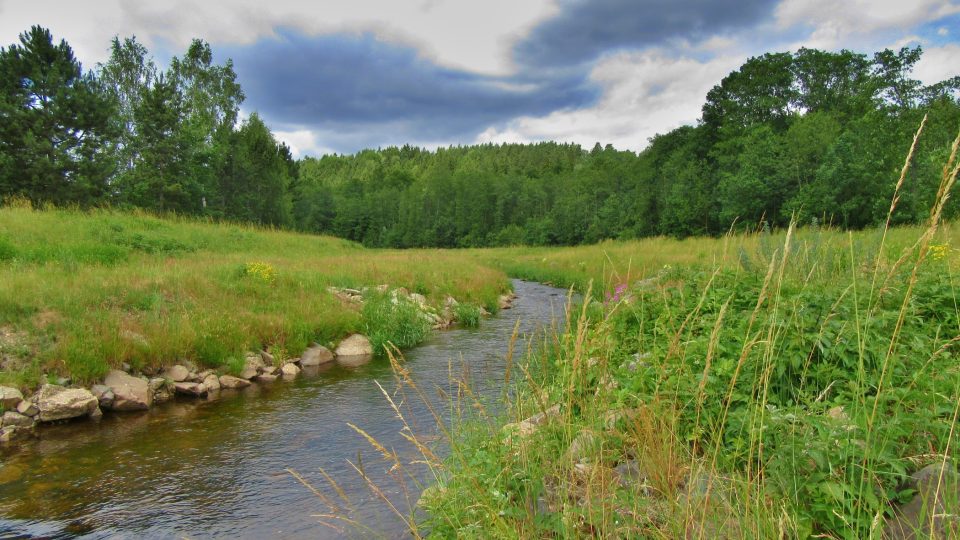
left=0, top=206, right=510, bottom=387
left=312, top=119, right=960, bottom=538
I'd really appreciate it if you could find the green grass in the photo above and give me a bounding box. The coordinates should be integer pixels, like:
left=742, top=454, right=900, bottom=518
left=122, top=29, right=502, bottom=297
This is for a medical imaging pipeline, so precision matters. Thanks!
left=329, top=127, right=960, bottom=538
left=0, top=205, right=510, bottom=387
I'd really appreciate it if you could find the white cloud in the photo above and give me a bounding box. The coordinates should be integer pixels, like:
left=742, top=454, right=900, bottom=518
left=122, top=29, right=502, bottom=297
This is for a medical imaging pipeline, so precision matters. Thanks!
left=0, top=0, right=557, bottom=75
left=272, top=128, right=335, bottom=158
left=477, top=50, right=743, bottom=151
left=774, top=0, right=960, bottom=49
left=912, top=43, right=960, bottom=84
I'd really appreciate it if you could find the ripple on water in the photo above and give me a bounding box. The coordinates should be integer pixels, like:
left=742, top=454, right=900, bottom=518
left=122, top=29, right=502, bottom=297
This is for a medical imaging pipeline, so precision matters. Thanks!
left=0, top=280, right=575, bottom=539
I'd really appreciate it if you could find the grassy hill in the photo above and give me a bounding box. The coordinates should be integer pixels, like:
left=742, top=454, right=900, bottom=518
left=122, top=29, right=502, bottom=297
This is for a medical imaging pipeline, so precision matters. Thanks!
left=0, top=203, right=508, bottom=387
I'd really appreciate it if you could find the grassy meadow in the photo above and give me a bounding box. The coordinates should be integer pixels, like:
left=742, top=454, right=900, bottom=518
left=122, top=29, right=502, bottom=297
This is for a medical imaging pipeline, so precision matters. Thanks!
left=2, top=133, right=959, bottom=538
left=361, top=141, right=960, bottom=538
left=0, top=202, right=508, bottom=388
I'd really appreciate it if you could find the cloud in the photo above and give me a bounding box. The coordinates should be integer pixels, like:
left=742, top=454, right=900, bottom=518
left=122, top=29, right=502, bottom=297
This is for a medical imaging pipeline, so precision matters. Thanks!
left=478, top=50, right=742, bottom=150
left=225, top=31, right=598, bottom=153
left=512, top=0, right=778, bottom=68
left=912, top=43, right=960, bottom=84
left=774, top=0, right=960, bottom=49
left=0, top=0, right=557, bottom=75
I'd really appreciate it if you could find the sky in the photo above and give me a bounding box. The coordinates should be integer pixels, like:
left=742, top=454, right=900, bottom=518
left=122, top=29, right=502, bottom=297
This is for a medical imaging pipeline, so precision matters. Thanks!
left=1, top=0, right=958, bottom=157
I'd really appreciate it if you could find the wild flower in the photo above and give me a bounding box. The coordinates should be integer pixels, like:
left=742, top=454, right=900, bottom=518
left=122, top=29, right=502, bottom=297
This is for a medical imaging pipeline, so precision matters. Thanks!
left=930, top=243, right=949, bottom=260
left=243, top=261, right=277, bottom=283
left=605, top=282, right=628, bottom=304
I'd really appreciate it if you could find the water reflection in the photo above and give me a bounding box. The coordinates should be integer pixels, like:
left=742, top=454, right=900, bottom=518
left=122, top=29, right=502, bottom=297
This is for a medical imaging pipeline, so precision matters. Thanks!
left=0, top=280, right=572, bottom=539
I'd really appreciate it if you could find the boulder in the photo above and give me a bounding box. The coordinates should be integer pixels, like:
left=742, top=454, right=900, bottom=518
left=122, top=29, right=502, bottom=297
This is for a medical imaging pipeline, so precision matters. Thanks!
left=90, top=384, right=115, bottom=409
left=245, top=355, right=266, bottom=371
left=16, top=400, right=38, bottom=417
left=300, top=344, right=334, bottom=366
left=163, top=365, right=190, bottom=383
left=260, top=350, right=275, bottom=366
left=173, top=382, right=207, bottom=397
left=239, top=366, right=258, bottom=380
left=0, top=426, right=29, bottom=444
left=34, top=385, right=99, bottom=422
left=218, top=375, right=251, bottom=389
left=103, top=370, right=151, bottom=411
left=202, top=374, right=221, bottom=392
left=281, top=363, right=300, bottom=377
left=335, top=334, right=374, bottom=357
left=2, top=411, right=33, bottom=428
left=260, top=365, right=279, bottom=376
left=884, top=462, right=960, bottom=539
left=566, top=429, right=600, bottom=463
left=0, top=386, right=23, bottom=409
left=254, top=373, right=278, bottom=383
left=149, top=377, right=173, bottom=403
left=498, top=294, right=513, bottom=310
left=409, top=292, right=428, bottom=307
left=503, top=404, right=561, bottom=438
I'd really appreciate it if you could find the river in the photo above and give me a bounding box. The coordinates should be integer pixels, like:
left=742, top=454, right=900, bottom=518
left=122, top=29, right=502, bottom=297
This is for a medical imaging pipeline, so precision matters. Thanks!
left=0, top=280, right=571, bottom=539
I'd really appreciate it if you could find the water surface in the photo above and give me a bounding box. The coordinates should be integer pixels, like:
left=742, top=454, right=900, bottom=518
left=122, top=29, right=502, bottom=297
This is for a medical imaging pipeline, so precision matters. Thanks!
left=0, top=280, right=571, bottom=539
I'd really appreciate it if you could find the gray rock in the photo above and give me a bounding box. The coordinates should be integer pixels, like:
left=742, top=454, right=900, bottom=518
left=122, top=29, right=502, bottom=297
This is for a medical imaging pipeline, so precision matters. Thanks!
left=245, top=355, right=265, bottom=371
left=2, top=411, right=33, bottom=428
left=280, top=363, right=300, bottom=377
left=197, top=369, right=214, bottom=380
left=566, top=430, right=600, bottom=463
left=16, top=400, right=38, bottom=417
left=89, top=406, right=103, bottom=421
left=260, top=365, right=279, bottom=376
left=498, top=294, right=513, bottom=310
left=254, top=373, right=278, bottom=383
left=0, top=386, right=23, bottom=409
left=260, top=350, right=275, bottom=365
left=148, top=378, right=173, bottom=403
left=202, top=374, right=221, bottom=392
left=335, top=334, right=374, bottom=357
left=300, top=344, right=334, bottom=366
left=239, top=367, right=258, bottom=380
left=613, top=459, right=647, bottom=486
left=163, top=365, right=190, bottom=382
left=503, top=404, right=561, bottom=438
left=218, top=375, right=251, bottom=389
left=409, top=292, right=428, bottom=307
left=173, top=382, right=207, bottom=397
left=103, top=370, right=151, bottom=411
left=884, top=462, right=960, bottom=539
left=90, top=384, right=115, bottom=409
left=35, top=385, right=99, bottom=422
left=0, top=425, right=29, bottom=444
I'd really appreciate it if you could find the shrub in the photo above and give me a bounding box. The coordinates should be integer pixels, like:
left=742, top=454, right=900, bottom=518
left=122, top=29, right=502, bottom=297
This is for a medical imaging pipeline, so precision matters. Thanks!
left=362, top=293, right=429, bottom=356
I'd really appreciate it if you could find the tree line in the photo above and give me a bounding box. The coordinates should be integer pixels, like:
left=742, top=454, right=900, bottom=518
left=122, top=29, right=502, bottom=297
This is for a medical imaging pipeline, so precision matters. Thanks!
left=0, top=26, right=294, bottom=226
left=294, top=48, right=960, bottom=246
left=2, top=26, right=959, bottom=246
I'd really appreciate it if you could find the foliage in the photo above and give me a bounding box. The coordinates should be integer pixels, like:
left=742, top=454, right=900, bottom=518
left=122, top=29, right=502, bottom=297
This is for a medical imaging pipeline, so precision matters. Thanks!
left=453, top=302, right=482, bottom=328
left=361, top=292, right=430, bottom=356
left=0, top=205, right=509, bottom=386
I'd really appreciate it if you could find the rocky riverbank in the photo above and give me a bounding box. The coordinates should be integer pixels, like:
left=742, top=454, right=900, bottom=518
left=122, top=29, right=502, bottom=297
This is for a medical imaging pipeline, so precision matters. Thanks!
left=0, top=285, right=517, bottom=449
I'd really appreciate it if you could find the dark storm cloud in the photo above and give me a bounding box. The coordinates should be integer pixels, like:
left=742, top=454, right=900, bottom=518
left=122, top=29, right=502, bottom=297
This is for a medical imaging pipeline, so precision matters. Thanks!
left=223, top=30, right=598, bottom=151
left=514, top=0, right=779, bottom=67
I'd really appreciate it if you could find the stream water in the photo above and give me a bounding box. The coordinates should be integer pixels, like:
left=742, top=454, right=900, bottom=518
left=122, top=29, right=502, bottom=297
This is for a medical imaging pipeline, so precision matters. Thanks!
left=0, top=280, right=571, bottom=539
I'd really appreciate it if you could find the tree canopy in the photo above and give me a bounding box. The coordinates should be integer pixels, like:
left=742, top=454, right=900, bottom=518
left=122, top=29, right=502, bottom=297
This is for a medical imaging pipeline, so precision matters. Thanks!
left=1, top=28, right=958, bottom=245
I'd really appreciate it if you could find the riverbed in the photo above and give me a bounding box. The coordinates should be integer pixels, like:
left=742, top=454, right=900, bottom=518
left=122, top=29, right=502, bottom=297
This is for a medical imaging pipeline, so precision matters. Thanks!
left=0, top=280, right=572, bottom=539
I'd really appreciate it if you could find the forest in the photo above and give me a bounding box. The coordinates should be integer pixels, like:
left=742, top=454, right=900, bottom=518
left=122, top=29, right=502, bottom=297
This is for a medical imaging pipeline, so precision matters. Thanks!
left=2, top=26, right=959, bottom=246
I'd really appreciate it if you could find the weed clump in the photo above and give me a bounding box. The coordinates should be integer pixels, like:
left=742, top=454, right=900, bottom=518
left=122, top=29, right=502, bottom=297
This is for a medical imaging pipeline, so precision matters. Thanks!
left=362, top=293, right=430, bottom=356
